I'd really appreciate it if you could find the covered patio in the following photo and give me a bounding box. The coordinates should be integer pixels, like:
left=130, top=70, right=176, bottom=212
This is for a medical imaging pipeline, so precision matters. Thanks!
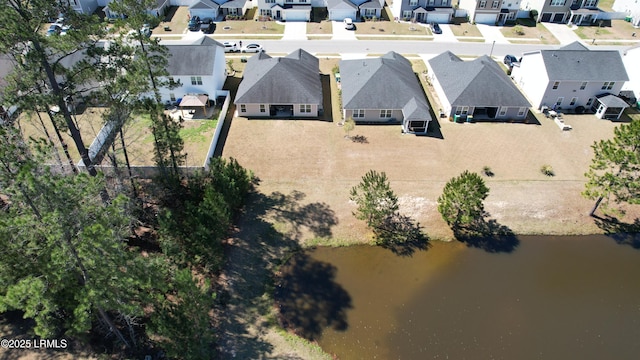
left=593, top=94, right=629, bottom=120
left=166, top=94, right=217, bottom=120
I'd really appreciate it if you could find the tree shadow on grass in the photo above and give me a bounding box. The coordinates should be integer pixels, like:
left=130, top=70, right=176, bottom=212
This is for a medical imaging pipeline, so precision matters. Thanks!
left=215, top=189, right=342, bottom=359
left=274, top=253, right=352, bottom=341
left=377, top=213, right=430, bottom=257
left=593, top=215, right=640, bottom=249
left=453, top=214, right=519, bottom=253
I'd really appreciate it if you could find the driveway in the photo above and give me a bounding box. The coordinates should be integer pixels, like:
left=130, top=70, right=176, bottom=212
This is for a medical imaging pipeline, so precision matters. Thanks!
left=282, top=21, right=307, bottom=40
left=433, top=24, right=458, bottom=42
left=332, top=21, right=357, bottom=40
left=476, top=24, right=509, bottom=44
left=543, top=23, right=583, bottom=45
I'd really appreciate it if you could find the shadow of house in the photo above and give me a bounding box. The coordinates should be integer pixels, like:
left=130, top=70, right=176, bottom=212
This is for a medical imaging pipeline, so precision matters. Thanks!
left=274, top=253, right=352, bottom=341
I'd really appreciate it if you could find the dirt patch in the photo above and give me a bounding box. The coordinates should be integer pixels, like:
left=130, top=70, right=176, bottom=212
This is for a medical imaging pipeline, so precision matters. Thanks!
left=501, top=20, right=560, bottom=44
left=355, top=20, right=431, bottom=35
left=574, top=20, right=640, bottom=40
left=450, top=22, right=483, bottom=37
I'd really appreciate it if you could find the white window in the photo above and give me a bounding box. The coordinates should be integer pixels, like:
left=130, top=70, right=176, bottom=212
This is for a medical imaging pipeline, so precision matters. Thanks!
left=570, top=97, right=577, bottom=106
left=353, top=109, right=365, bottom=118
left=265, top=0, right=275, bottom=3
left=586, top=98, right=594, bottom=106
left=517, top=107, right=526, bottom=116
left=552, top=81, right=560, bottom=90
left=285, top=0, right=293, bottom=3
left=442, top=0, right=448, bottom=4
left=601, top=81, right=615, bottom=90
left=556, top=97, right=563, bottom=106
left=580, top=81, right=587, bottom=90
left=550, top=0, right=565, bottom=6
left=240, top=104, right=246, bottom=113
left=428, top=0, right=435, bottom=4
left=260, top=9, right=272, bottom=16
left=492, top=0, right=499, bottom=7
left=170, top=93, right=176, bottom=102
left=364, top=9, right=376, bottom=16
left=480, top=0, right=486, bottom=7
left=409, top=0, right=418, bottom=5
left=191, top=76, right=202, bottom=85
left=380, top=109, right=392, bottom=118
left=455, top=106, right=469, bottom=115
left=499, top=107, right=508, bottom=116
left=260, top=104, right=266, bottom=113
left=300, top=104, right=311, bottom=113
left=584, top=0, right=597, bottom=6
left=402, top=10, right=412, bottom=19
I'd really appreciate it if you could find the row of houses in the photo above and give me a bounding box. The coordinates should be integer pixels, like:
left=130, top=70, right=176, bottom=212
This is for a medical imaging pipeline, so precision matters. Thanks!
left=68, top=0, right=640, bottom=25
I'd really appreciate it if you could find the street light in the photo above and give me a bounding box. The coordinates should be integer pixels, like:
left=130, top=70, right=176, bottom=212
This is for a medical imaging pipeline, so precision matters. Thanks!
left=489, top=40, right=496, bottom=58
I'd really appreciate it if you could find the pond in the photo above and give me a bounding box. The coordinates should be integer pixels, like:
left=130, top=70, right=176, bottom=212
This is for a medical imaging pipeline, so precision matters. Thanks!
left=276, top=236, right=640, bottom=359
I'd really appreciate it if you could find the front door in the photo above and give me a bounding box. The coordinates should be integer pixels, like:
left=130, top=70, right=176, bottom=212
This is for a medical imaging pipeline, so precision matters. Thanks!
left=276, top=10, right=281, bottom=19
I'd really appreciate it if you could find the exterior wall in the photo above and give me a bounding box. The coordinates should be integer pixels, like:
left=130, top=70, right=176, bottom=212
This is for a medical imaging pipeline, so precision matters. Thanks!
left=258, top=0, right=311, bottom=18
left=459, top=0, right=479, bottom=22
left=539, top=80, right=625, bottom=110
left=391, top=0, right=453, bottom=21
left=511, top=52, right=549, bottom=109
left=237, top=103, right=319, bottom=117
left=171, top=0, right=195, bottom=5
left=622, top=48, right=640, bottom=99
left=190, top=8, right=219, bottom=18
left=71, top=0, right=99, bottom=14
left=329, top=8, right=358, bottom=20
left=343, top=109, right=404, bottom=123
left=426, top=62, right=453, bottom=116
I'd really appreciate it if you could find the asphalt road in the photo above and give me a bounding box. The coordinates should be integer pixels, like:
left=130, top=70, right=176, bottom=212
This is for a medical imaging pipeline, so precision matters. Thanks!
left=243, top=39, right=628, bottom=57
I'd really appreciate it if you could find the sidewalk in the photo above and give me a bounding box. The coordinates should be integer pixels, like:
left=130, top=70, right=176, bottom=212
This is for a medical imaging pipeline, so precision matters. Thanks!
left=434, top=24, right=458, bottom=43
left=476, top=24, right=509, bottom=44
left=543, top=23, right=583, bottom=45
left=281, top=21, right=307, bottom=40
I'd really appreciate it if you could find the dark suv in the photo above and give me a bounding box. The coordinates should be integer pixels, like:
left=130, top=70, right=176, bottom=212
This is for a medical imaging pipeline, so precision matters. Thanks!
left=200, top=22, right=215, bottom=34
left=504, top=54, right=520, bottom=67
left=188, top=16, right=201, bottom=31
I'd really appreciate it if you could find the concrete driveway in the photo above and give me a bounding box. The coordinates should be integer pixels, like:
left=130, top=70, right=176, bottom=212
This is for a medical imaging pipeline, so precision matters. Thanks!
left=476, top=24, right=509, bottom=44
left=543, top=23, right=583, bottom=45
left=433, top=24, right=458, bottom=42
left=332, top=21, right=357, bottom=40
left=282, top=21, right=307, bottom=40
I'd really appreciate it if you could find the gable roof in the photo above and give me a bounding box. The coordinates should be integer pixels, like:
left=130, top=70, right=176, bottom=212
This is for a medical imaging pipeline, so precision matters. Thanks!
left=339, top=52, right=431, bottom=119
left=165, top=36, right=224, bottom=76
left=359, top=0, right=384, bottom=9
left=539, top=43, right=629, bottom=82
left=190, top=0, right=219, bottom=10
left=327, top=0, right=357, bottom=10
left=234, top=49, right=322, bottom=105
left=220, top=0, right=247, bottom=8
left=429, top=51, right=531, bottom=108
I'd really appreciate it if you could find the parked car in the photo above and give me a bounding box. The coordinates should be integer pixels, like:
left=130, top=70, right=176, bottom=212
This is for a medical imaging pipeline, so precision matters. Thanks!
left=188, top=15, right=201, bottom=31
left=223, top=41, right=239, bottom=53
left=241, top=43, right=263, bottom=53
left=140, top=23, right=152, bottom=37
left=344, top=18, right=355, bottom=30
left=504, top=54, right=520, bottom=67
left=201, top=17, right=213, bottom=24
left=200, top=22, right=215, bottom=34
left=46, top=24, right=61, bottom=36
left=430, top=22, right=442, bottom=34
left=60, top=25, right=71, bottom=36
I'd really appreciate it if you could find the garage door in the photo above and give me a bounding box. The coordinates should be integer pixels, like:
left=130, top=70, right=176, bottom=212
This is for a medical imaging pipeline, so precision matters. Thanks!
left=329, top=9, right=357, bottom=21
left=190, top=9, right=217, bottom=20
left=552, top=13, right=566, bottom=22
left=426, top=12, right=450, bottom=23
left=474, top=13, right=497, bottom=24
left=284, top=9, right=310, bottom=21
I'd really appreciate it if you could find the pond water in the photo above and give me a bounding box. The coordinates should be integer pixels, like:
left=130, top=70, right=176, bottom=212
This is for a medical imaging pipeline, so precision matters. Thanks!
left=277, top=236, right=640, bottom=359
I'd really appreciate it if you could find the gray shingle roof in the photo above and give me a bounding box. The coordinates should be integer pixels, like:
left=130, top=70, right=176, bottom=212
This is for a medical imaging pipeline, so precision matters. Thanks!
left=359, top=0, right=384, bottom=9
left=220, top=0, right=247, bottom=8
left=234, top=49, right=322, bottom=105
left=339, top=52, right=431, bottom=120
left=428, top=51, right=531, bottom=108
left=190, top=0, right=219, bottom=9
left=540, top=44, right=629, bottom=81
left=165, top=37, right=224, bottom=76
left=596, top=93, right=629, bottom=108
left=327, top=0, right=357, bottom=10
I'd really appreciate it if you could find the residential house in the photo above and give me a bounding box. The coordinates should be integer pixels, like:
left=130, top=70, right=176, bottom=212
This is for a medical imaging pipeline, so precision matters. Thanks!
left=160, top=35, right=227, bottom=106
left=621, top=45, right=640, bottom=103
left=523, top=0, right=600, bottom=24
left=613, top=0, right=640, bottom=26
left=459, top=0, right=520, bottom=24
left=325, top=0, right=385, bottom=20
left=340, top=52, right=432, bottom=134
left=189, top=0, right=251, bottom=20
left=68, top=0, right=99, bottom=15
left=511, top=42, right=629, bottom=119
left=427, top=51, right=531, bottom=121
left=235, top=49, right=323, bottom=117
left=390, top=0, right=454, bottom=23
left=257, top=0, right=312, bottom=21
left=104, top=0, right=171, bottom=20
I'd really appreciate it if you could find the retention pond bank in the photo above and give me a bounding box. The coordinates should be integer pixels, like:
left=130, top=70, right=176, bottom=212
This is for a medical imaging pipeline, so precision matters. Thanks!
left=277, top=235, right=640, bottom=359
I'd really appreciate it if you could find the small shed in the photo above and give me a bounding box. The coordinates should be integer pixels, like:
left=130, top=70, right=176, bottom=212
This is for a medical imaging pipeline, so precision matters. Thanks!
left=593, top=94, right=629, bottom=120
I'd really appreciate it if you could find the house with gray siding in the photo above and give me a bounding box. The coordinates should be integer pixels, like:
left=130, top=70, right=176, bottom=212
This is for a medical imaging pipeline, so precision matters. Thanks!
left=390, top=0, right=454, bottom=23
left=511, top=42, right=629, bottom=118
left=458, top=0, right=521, bottom=24
left=427, top=51, right=531, bottom=121
left=257, top=0, right=312, bottom=21
left=340, top=52, right=432, bottom=134
left=523, top=0, right=600, bottom=24
left=188, top=0, right=250, bottom=19
left=235, top=49, right=322, bottom=118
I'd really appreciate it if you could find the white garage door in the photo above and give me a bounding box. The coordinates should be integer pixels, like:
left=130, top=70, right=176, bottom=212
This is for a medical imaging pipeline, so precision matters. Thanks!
left=190, top=9, right=217, bottom=19
left=329, top=9, right=357, bottom=21
left=284, top=9, right=310, bottom=21
left=474, top=13, right=498, bottom=24
left=426, top=12, right=451, bottom=23
left=171, top=0, right=193, bottom=5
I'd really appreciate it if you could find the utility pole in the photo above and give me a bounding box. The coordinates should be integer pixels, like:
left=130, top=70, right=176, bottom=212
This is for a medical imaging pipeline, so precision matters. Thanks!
left=489, top=40, right=496, bottom=58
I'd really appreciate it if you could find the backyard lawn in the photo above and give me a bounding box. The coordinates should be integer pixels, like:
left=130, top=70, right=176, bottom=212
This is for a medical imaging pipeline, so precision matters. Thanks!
left=501, top=19, right=560, bottom=44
